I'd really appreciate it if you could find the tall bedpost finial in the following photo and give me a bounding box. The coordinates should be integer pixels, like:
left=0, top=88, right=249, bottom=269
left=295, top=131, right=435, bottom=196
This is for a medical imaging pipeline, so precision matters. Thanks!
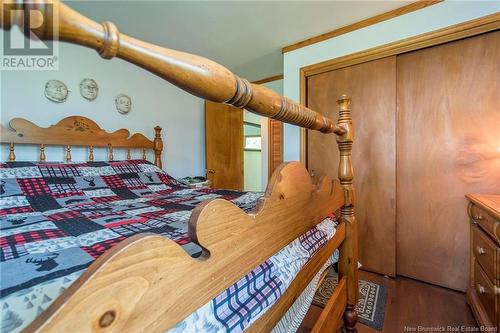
left=337, top=95, right=354, bottom=189
left=153, top=126, right=163, bottom=168
left=336, top=95, right=358, bottom=333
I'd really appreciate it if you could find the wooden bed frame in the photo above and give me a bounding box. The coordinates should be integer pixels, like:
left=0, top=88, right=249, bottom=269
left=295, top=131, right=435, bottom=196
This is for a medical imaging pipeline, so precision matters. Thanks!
left=0, top=1, right=359, bottom=332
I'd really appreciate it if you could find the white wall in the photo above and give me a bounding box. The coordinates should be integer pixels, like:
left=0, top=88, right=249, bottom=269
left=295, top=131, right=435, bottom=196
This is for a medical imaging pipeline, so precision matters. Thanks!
left=244, top=111, right=261, bottom=125
left=283, top=0, right=499, bottom=161
left=243, top=109, right=268, bottom=192
left=243, top=110, right=262, bottom=191
left=0, top=27, right=205, bottom=178
left=244, top=151, right=262, bottom=192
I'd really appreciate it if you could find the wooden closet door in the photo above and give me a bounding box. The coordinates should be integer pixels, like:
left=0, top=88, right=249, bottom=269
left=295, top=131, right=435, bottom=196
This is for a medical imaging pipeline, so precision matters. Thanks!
left=307, top=56, right=397, bottom=276
left=205, top=101, right=243, bottom=190
left=397, top=31, right=500, bottom=291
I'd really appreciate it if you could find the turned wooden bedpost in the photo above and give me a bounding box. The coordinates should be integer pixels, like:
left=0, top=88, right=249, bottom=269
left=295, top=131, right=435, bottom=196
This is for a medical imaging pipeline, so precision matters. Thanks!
left=65, top=145, right=72, bottom=162
left=0, top=0, right=345, bottom=136
left=8, top=143, right=15, bottom=161
left=107, top=143, right=114, bottom=162
left=153, top=126, right=163, bottom=168
left=39, top=144, right=46, bottom=162
left=336, top=95, right=358, bottom=332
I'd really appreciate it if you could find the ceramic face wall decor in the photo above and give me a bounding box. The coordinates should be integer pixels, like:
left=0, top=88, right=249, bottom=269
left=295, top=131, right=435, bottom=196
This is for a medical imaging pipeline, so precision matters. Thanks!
left=115, top=94, right=132, bottom=114
left=44, top=80, right=69, bottom=103
left=79, top=78, right=98, bottom=100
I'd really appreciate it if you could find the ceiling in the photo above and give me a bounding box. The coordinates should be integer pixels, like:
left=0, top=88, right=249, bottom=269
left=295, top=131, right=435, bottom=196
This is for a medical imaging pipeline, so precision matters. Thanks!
left=70, top=1, right=411, bottom=81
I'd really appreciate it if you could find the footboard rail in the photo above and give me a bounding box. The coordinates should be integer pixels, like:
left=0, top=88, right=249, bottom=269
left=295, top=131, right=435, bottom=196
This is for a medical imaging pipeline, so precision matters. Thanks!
left=25, top=162, right=344, bottom=333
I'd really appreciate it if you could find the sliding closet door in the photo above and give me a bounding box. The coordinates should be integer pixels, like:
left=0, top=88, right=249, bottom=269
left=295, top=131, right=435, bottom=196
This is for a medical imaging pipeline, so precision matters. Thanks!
left=307, top=57, right=397, bottom=276
left=397, top=31, right=500, bottom=291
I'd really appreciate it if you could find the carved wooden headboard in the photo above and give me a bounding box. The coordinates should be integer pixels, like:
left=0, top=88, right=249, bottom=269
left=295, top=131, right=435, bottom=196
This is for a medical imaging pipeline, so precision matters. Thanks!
left=0, top=116, right=163, bottom=167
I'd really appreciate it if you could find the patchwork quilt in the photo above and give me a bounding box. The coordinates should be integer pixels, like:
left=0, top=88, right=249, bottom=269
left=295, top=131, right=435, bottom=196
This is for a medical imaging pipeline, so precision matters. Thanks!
left=0, top=160, right=337, bottom=333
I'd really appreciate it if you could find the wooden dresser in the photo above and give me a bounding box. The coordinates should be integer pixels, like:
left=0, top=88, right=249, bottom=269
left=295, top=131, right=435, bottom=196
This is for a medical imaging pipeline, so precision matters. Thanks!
left=466, top=194, right=500, bottom=329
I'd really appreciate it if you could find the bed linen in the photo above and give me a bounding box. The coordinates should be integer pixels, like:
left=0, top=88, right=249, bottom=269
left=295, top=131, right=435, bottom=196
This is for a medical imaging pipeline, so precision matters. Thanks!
left=271, top=253, right=336, bottom=333
left=0, top=160, right=337, bottom=333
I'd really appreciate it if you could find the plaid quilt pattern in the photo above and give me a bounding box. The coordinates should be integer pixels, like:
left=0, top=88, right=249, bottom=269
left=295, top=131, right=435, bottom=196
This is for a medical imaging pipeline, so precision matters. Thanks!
left=213, top=261, right=283, bottom=331
left=170, top=218, right=338, bottom=333
left=0, top=160, right=337, bottom=333
left=0, top=160, right=249, bottom=297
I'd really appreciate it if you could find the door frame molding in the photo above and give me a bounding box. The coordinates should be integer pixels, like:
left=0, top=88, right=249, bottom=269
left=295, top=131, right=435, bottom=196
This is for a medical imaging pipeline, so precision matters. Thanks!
left=252, top=74, right=283, bottom=85
left=251, top=77, right=285, bottom=182
left=268, top=119, right=284, bottom=179
left=299, top=12, right=500, bottom=164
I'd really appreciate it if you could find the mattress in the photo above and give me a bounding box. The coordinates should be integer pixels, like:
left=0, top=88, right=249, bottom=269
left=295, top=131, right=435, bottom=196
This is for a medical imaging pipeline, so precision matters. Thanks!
left=0, top=160, right=337, bottom=333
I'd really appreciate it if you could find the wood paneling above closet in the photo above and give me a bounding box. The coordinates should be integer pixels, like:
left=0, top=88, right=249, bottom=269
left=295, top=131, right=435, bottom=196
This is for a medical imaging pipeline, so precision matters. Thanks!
left=396, top=31, right=500, bottom=291
left=307, top=56, right=397, bottom=277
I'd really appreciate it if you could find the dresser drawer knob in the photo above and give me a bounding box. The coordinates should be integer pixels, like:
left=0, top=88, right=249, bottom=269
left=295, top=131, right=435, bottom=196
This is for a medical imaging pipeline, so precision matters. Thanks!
left=473, top=214, right=484, bottom=221
left=476, top=246, right=486, bottom=255
left=477, top=284, right=486, bottom=294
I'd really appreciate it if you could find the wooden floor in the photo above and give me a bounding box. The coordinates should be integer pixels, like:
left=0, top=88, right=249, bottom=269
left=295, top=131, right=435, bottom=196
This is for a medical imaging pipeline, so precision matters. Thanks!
left=299, top=270, right=477, bottom=333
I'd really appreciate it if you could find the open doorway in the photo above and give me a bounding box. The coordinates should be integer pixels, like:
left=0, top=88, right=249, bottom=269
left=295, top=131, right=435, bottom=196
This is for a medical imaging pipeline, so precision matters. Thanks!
left=204, top=77, right=283, bottom=192
left=243, top=111, right=283, bottom=192
left=243, top=112, right=264, bottom=191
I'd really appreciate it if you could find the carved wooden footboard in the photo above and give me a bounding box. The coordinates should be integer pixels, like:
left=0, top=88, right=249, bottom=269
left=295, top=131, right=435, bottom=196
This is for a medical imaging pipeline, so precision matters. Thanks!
left=0, top=1, right=358, bottom=332
left=22, top=162, right=344, bottom=333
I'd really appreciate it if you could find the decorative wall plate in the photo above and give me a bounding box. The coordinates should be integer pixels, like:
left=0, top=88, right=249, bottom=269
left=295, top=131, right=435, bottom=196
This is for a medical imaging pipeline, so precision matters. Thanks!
left=115, top=94, right=132, bottom=114
left=44, top=80, right=68, bottom=103
left=79, top=78, right=98, bottom=101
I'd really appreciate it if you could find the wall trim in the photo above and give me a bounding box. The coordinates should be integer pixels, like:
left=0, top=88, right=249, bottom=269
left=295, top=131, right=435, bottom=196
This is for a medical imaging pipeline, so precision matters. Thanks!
left=252, top=74, right=284, bottom=85
left=282, top=0, right=442, bottom=54
left=299, top=12, right=500, bottom=163
left=302, top=12, right=500, bottom=77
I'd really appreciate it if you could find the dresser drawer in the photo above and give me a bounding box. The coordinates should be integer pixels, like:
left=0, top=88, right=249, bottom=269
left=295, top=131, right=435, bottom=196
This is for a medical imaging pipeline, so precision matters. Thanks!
left=474, top=260, right=497, bottom=324
left=470, top=203, right=500, bottom=242
left=473, top=226, right=498, bottom=281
